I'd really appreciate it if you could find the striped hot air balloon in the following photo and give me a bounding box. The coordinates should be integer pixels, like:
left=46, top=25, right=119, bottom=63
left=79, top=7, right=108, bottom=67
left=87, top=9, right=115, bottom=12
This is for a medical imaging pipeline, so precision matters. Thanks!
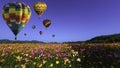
left=2, top=2, right=31, bottom=40
left=34, top=2, right=47, bottom=16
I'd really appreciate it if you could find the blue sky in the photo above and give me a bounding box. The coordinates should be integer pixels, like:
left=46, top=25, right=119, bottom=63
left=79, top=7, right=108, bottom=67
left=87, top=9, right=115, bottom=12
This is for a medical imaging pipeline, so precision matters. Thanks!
left=0, top=0, right=120, bottom=42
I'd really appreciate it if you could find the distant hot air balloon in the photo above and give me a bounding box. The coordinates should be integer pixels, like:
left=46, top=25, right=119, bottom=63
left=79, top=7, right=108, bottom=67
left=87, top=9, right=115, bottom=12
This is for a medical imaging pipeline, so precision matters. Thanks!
left=24, top=33, right=27, bottom=36
left=32, top=25, right=36, bottom=29
left=34, top=2, right=47, bottom=16
left=43, top=19, right=51, bottom=29
left=2, top=2, right=31, bottom=40
left=39, top=31, right=43, bottom=35
left=52, top=34, right=55, bottom=37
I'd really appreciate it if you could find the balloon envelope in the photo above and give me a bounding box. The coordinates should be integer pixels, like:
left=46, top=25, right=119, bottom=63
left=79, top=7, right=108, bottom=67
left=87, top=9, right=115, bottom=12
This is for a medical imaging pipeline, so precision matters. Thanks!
left=24, top=33, right=27, bottom=36
left=32, top=25, right=36, bottom=29
left=39, top=31, right=43, bottom=35
left=43, top=19, right=51, bottom=28
left=34, top=2, right=47, bottom=16
left=2, top=2, right=31, bottom=36
left=52, top=35, right=55, bottom=37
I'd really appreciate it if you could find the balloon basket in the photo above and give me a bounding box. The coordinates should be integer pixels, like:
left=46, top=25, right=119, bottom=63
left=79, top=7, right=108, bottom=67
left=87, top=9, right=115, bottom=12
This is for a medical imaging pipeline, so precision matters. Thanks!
left=15, top=36, right=17, bottom=40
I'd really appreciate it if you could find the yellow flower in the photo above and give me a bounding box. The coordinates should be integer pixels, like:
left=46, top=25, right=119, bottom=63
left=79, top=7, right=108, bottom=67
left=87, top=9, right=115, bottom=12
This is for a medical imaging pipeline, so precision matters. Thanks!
left=64, top=58, right=69, bottom=63
left=69, top=64, right=72, bottom=67
left=71, top=50, right=75, bottom=53
left=16, top=50, right=20, bottom=53
left=1, top=53, right=5, bottom=56
left=39, top=64, right=43, bottom=67
left=29, top=56, right=32, bottom=58
left=21, top=64, right=26, bottom=68
left=77, top=58, right=81, bottom=62
left=56, top=61, right=60, bottom=64
left=33, top=62, right=36, bottom=65
left=16, top=56, right=22, bottom=61
left=43, top=60, right=47, bottom=64
left=25, top=54, right=29, bottom=56
left=35, top=57, right=37, bottom=59
left=55, top=57, right=58, bottom=59
left=0, top=59, right=5, bottom=62
left=25, top=58, right=29, bottom=62
left=21, top=53, right=24, bottom=55
left=49, top=63, right=53, bottom=67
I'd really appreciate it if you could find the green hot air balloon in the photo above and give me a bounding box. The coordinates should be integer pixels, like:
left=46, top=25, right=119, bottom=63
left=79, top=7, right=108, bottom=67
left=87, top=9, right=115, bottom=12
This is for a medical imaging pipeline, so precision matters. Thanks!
left=2, top=2, right=31, bottom=40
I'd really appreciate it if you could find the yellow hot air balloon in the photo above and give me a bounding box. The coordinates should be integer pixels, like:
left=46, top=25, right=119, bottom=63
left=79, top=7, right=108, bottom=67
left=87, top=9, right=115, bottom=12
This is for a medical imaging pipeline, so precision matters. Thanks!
left=2, top=2, right=31, bottom=40
left=34, top=2, right=47, bottom=16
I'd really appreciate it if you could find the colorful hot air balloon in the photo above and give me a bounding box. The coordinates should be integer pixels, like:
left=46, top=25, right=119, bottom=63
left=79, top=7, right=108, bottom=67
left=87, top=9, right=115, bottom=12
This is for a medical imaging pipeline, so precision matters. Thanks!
left=39, top=31, right=43, bottom=35
left=32, top=25, right=36, bottom=29
left=34, top=2, right=47, bottom=16
left=43, top=19, right=51, bottom=29
left=2, top=2, right=31, bottom=40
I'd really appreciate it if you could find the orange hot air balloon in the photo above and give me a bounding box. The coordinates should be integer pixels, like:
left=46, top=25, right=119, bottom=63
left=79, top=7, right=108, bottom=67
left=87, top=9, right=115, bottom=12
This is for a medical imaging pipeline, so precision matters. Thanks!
left=34, top=2, right=47, bottom=16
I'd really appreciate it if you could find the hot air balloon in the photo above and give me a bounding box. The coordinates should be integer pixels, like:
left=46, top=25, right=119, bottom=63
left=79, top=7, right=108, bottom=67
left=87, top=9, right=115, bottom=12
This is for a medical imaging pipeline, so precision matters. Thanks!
left=24, top=33, right=27, bottom=36
left=32, top=25, right=36, bottom=29
left=43, top=19, right=51, bottom=29
left=39, top=31, right=43, bottom=35
left=2, top=2, right=31, bottom=40
left=52, top=34, right=55, bottom=37
left=34, top=2, right=47, bottom=16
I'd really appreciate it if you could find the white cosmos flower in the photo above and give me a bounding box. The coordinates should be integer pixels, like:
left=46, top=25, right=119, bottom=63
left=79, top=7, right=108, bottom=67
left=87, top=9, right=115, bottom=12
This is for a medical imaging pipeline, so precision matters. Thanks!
left=77, top=58, right=81, bottom=62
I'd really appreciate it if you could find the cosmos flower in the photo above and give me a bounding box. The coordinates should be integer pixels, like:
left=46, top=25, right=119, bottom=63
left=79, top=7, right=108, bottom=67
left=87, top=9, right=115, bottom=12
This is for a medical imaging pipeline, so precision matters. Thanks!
left=56, top=61, right=60, bottom=64
left=69, top=64, right=72, bottom=67
left=40, top=53, right=45, bottom=57
left=79, top=48, right=85, bottom=52
left=29, top=51, right=35, bottom=57
left=33, top=62, right=36, bottom=65
left=33, top=49, right=38, bottom=53
left=77, top=58, right=81, bottom=62
left=39, top=64, right=43, bottom=68
left=21, top=64, right=26, bottom=68
left=16, top=56, right=22, bottom=61
left=47, top=53, right=51, bottom=58
left=4, top=49, right=11, bottom=53
left=43, top=60, right=47, bottom=64
left=25, top=54, right=29, bottom=56
left=114, top=52, right=119, bottom=58
left=64, top=58, right=69, bottom=65
left=49, top=63, right=53, bottom=67
left=14, top=65, right=18, bottom=68
left=0, top=59, right=5, bottom=62
left=63, top=57, right=67, bottom=61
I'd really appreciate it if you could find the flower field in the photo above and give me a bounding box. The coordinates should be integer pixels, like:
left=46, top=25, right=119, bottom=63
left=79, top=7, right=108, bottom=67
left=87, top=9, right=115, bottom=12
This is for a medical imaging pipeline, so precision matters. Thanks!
left=0, top=43, right=120, bottom=68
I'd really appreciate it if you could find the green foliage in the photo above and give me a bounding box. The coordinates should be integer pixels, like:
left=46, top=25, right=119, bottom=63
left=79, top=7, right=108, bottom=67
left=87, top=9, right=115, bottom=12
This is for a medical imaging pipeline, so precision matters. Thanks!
left=86, top=33, right=120, bottom=43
